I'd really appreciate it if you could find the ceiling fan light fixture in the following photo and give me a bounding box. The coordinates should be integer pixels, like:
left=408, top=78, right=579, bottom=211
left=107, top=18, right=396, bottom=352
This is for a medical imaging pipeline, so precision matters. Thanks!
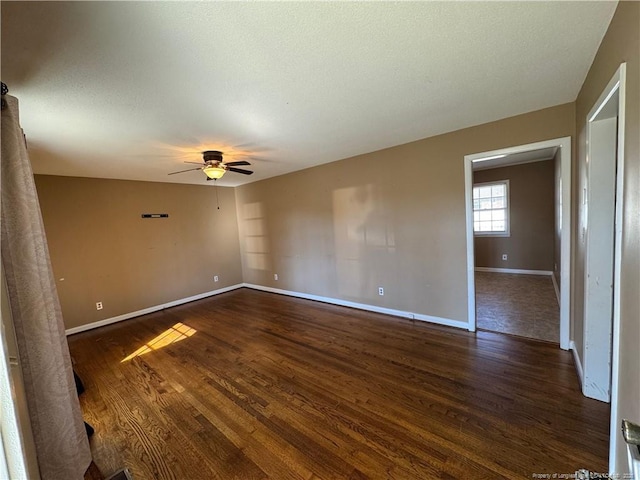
left=203, top=165, right=226, bottom=179
left=168, top=150, right=252, bottom=178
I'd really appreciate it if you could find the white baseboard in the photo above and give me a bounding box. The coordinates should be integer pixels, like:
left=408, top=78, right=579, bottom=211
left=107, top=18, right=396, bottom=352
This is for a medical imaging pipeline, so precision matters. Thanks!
left=65, top=284, right=244, bottom=336
left=551, top=273, right=560, bottom=306
left=475, top=267, right=553, bottom=275
left=242, top=283, right=469, bottom=330
left=66, top=282, right=469, bottom=336
left=570, top=340, right=584, bottom=388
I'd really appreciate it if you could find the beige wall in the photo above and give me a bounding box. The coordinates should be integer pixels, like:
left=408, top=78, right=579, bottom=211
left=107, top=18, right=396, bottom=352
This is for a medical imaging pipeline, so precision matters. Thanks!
left=574, top=1, right=639, bottom=473
left=35, top=176, right=243, bottom=330
left=236, top=103, right=575, bottom=323
left=473, top=160, right=555, bottom=271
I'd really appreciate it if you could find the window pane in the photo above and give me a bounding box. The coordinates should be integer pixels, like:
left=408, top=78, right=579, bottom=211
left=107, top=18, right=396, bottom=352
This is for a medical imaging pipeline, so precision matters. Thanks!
left=474, top=221, right=480, bottom=232
left=473, top=187, right=480, bottom=200
left=492, top=209, right=505, bottom=221
left=478, top=186, right=492, bottom=198
left=479, top=211, right=491, bottom=221
left=473, top=199, right=479, bottom=210
left=493, top=221, right=505, bottom=231
left=478, top=221, right=492, bottom=231
left=479, top=198, right=492, bottom=210
left=492, top=197, right=505, bottom=208
left=491, top=185, right=505, bottom=197
left=474, top=211, right=480, bottom=222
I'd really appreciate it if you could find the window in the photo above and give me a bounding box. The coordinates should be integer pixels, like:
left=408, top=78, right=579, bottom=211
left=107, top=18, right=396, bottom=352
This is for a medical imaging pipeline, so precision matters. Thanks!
left=473, top=180, right=509, bottom=236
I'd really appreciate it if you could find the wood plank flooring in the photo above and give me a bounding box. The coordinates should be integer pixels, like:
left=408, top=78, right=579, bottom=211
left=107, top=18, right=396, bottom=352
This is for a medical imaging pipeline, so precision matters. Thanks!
left=69, top=288, right=609, bottom=479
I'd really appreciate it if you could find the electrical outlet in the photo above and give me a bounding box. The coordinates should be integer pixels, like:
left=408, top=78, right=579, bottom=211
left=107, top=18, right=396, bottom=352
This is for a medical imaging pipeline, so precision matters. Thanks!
left=378, top=287, right=384, bottom=296
left=501, top=254, right=508, bottom=261
left=274, top=273, right=278, bottom=281
left=96, top=302, right=103, bottom=311
left=214, top=275, right=219, bottom=282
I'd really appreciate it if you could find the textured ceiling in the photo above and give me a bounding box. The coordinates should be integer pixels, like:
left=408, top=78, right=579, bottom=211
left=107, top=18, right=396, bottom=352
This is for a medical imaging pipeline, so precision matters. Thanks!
left=1, top=1, right=617, bottom=186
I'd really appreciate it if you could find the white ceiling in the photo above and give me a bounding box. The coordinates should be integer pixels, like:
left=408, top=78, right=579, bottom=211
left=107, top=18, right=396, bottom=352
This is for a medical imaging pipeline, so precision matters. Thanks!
left=1, top=1, right=617, bottom=187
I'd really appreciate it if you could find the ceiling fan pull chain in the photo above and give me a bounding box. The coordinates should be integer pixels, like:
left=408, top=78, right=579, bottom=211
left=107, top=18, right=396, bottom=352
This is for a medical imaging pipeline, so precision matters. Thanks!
left=215, top=180, right=220, bottom=210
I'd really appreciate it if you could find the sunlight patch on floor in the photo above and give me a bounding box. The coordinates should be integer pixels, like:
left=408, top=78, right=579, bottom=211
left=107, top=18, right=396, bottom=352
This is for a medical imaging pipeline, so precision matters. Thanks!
left=121, top=323, right=196, bottom=362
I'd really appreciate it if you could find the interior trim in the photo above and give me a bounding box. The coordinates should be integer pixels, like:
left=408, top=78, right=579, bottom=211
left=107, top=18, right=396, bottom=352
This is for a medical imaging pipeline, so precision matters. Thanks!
left=570, top=340, right=584, bottom=388
left=464, top=136, right=572, bottom=351
left=64, top=284, right=244, bottom=336
left=474, top=267, right=553, bottom=275
left=243, top=283, right=468, bottom=330
left=65, top=283, right=469, bottom=336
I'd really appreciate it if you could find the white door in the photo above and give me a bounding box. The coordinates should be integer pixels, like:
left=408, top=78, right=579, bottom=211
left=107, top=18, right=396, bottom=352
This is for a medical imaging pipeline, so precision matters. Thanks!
left=582, top=111, right=617, bottom=403
left=582, top=69, right=627, bottom=480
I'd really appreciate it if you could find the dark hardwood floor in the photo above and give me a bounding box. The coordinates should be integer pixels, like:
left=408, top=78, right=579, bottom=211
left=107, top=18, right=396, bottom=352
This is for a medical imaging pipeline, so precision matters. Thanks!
left=70, top=288, right=609, bottom=479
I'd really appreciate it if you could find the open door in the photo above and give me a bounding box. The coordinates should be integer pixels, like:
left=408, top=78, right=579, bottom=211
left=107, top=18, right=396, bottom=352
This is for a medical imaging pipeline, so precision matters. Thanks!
left=582, top=64, right=625, bottom=404
left=582, top=110, right=617, bottom=402
left=581, top=63, right=627, bottom=475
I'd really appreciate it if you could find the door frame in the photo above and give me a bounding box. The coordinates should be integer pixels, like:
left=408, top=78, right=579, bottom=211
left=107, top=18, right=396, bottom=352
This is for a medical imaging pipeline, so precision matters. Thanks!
left=463, top=136, right=572, bottom=351
left=584, top=62, right=626, bottom=473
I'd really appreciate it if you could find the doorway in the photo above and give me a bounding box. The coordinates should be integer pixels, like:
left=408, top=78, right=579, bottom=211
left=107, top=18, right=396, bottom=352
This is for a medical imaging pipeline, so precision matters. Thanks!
left=582, top=63, right=626, bottom=473
left=582, top=64, right=625, bottom=404
left=464, top=137, right=572, bottom=350
left=472, top=152, right=560, bottom=343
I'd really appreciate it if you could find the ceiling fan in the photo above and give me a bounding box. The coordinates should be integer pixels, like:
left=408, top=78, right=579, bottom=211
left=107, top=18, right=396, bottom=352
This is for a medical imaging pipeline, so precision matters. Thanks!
left=168, top=150, right=253, bottom=180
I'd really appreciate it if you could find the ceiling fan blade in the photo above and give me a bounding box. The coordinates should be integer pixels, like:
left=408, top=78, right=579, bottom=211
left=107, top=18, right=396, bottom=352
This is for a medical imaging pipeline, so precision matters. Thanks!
left=227, top=167, right=253, bottom=175
left=168, top=167, right=202, bottom=175
left=183, top=161, right=206, bottom=165
left=224, top=161, right=251, bottom=166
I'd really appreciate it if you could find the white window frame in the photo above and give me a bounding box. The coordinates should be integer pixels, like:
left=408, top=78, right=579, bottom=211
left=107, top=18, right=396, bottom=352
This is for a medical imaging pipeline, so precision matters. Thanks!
left=472, top=179, right=510, bottom=237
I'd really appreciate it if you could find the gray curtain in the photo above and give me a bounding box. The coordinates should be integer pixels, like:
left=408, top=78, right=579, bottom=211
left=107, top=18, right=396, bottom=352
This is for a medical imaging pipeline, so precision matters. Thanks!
left=1, top=95, right=91, bottom=479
